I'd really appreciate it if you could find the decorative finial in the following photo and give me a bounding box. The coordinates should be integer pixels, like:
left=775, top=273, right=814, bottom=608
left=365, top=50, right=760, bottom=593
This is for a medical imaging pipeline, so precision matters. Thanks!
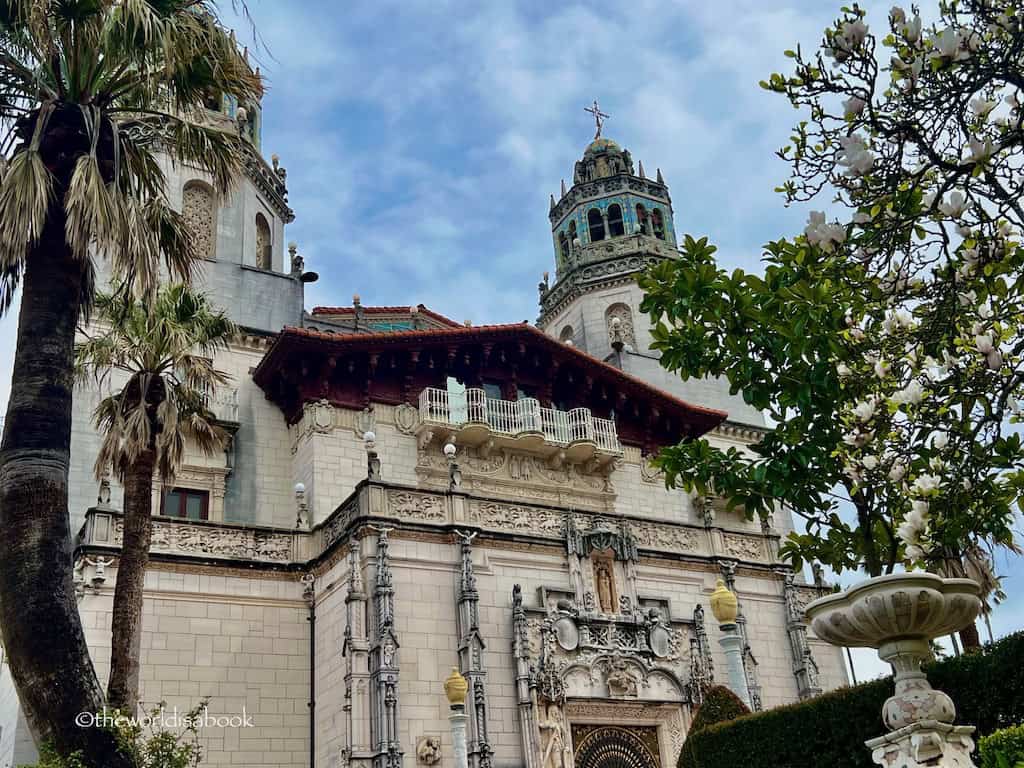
left=584, top=99, right=610, bottom=140
left=710, top=578, right=739, bottom=624
left=444, top=667, right=468, bottom=707
left=353, top=294, right=361, bottom=306
left=560, top=179, right=567, bottom=196
left=656, top=167, right=665, bottom=184
left=638, top=160, right=645, bottom=179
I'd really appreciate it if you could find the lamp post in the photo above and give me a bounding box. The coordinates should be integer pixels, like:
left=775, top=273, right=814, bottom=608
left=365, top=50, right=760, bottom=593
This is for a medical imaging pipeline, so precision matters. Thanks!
left=445, top=667, right=469, bottom=768
left=710, top=578, right=751, bottom=709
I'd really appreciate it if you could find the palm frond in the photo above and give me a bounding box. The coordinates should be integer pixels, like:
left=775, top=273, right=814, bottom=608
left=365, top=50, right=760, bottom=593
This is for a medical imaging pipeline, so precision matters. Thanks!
left=0, top=144, right=52, bottom=266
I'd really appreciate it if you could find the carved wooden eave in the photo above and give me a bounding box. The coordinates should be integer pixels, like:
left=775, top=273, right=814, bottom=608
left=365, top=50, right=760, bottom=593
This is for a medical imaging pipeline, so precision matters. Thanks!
left=711, top=421, right=769, bottom=443
left=252, top=323, right=726, bottom=450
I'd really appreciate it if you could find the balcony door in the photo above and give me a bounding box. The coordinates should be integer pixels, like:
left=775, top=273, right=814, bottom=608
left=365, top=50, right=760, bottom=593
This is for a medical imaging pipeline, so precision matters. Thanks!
left=446, top=377, right=468, bottom=424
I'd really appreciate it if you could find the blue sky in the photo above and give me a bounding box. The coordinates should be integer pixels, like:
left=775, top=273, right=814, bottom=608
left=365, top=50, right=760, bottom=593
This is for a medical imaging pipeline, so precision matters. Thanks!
left=0, top=0, right=1021, bottom=680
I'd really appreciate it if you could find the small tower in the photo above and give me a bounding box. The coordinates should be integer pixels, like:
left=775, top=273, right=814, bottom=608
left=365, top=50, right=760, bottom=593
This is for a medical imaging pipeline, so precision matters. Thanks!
left=538, top=108, right=677, bottom=361
left=538, top=106, right=764, bottom=427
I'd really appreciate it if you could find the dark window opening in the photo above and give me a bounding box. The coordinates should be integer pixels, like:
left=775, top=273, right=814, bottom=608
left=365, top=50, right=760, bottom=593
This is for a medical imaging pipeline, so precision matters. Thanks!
left=559, top=232, right=569, bottom=261
left=482, top=382, right=503, bottom=400
left=652, top=208, right=665, bottom=240
left=607, top=204, right=625, bottom=237
left=161, top=488, right=209, bottom=520
left=203, top=91, right=222, bottom=113
left=636, top=204, right=650, bottom=235
left=587, top=208, right=605, bottom=242
left=568, top=221, right=578, bottom=247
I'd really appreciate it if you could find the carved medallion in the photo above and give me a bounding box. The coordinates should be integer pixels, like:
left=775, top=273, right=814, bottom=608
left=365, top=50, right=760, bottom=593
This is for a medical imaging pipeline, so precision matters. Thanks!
left=553, top=616, right=580, bottom=652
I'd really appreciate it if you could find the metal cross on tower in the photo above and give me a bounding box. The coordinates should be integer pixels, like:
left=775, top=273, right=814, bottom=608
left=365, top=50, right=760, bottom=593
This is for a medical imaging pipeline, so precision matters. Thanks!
left=584, top=99, right=609, bottom=140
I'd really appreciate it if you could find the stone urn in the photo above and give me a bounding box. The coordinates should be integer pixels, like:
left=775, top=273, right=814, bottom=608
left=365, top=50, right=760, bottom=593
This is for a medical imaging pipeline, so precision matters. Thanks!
left=805, top=572, right=981, bottom=768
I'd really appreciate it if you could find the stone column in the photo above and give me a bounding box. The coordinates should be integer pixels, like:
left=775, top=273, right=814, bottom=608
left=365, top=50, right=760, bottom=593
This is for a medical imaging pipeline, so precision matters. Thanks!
left=709, top=578, right=752, bottom=709
left=445, top=668, right=470, bottom=768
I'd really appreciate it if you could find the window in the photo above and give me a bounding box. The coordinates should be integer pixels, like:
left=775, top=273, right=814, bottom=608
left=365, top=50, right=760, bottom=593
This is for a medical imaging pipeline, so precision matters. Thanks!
left=182, top=181, right=216, bottom=259
left=636, top=204, right=650, bottom=235
left=568, top=221, right=578, bottom=247
left=607, top=203, right=625, bottom=237
left=161, top=488, right=209, bottom=520
left=255, top=213, right=272, bottom=270
left=560, top=325, right=575, bottom=344
left=587, top=208, right=605, bottom=242
left=558, top=232, right=570, bottom=262
left=652, top=208, right=665, bottom=240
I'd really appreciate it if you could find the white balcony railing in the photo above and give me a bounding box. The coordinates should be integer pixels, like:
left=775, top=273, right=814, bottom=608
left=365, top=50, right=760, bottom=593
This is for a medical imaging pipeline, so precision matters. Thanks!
left=202, top=386, right=239, bottom=423
left=418, top=387, right=622, bottom=454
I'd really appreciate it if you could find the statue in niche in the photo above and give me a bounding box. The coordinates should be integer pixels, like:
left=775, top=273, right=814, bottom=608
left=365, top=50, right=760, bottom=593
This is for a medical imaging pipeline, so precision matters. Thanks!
left=539, top=703, right=571, bottom=768
left=594, top=560, right=616, bottom=613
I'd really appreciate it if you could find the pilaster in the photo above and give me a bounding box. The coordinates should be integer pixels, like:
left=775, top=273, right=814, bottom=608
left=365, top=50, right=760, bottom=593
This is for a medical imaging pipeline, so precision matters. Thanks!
left=343, top=537, right=372, bottom=766
left=782, top=571, right=822, bottom=700
left=369, top=527, right=402, bottom=768
left=454, top=531, right=492, bottom=768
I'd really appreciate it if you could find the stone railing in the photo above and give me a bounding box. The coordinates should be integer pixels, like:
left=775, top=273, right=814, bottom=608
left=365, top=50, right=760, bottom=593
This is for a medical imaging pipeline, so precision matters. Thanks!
left=418, top=387, right=622, bottom=456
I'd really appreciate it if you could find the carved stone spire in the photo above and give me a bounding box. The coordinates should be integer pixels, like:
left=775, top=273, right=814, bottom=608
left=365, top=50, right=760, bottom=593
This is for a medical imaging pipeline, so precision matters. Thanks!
left=369, top=527, right=401, bottom=768
left=455, top=531, right=491, bottom=768
left=511, top=585, right=541, bottom=768
left=638, top=160, right=645, bottom=179
left=783, top=572, right=822, bottom=700
left=689, top=603, right=714, bottom=704
left=343, top=537, right=371, bottom=763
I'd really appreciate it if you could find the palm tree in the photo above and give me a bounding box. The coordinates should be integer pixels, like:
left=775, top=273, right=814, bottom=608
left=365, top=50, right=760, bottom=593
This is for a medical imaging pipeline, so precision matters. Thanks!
left=77, top=285, right=236, bottom=715
left=0, top=3, right=259, bottom=763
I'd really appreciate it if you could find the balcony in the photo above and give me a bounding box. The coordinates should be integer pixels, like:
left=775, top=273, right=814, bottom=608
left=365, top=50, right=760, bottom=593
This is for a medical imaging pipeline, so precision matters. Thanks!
left=202, top=386, right=239, bottom=424
left=418, top=387, right=622, bottom=462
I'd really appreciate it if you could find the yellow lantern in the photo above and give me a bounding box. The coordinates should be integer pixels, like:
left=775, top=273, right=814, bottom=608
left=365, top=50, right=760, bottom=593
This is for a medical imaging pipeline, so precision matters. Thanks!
left=444, top=667, right=468, bottom=706
left=710, top=578, right=739, bottom=624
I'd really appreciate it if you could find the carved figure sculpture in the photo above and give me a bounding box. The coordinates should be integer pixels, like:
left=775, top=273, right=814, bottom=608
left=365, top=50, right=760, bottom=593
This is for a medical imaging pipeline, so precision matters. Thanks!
left=605, top=659, right=640, bottom=698
left=539, top=703, right=572, bottom=768
left=416, top=736, right=442, bottom=766
left=595, top=561, right=615, bottom=613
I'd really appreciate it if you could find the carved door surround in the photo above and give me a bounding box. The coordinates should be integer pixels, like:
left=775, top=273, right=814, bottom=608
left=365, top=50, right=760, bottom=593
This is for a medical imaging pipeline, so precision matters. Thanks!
left=565, top=702, right=684, bottom=768
left=572, top=724, right=660, bottom=768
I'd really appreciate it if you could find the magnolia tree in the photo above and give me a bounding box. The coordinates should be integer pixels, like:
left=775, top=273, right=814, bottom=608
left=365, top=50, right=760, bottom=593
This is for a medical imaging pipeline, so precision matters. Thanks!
left=641, top=0, right=1022, bottom=610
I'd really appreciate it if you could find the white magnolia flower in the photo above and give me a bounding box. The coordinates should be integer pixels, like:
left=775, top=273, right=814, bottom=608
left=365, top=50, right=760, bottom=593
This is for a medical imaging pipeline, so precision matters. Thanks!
left=931, top=431, right=949, bottom=450
left=862, top=455, right=879, bottom=470
left=892, top=379, right=924, bottom=405
left=979, top=301, right=993, bottom=319
left=843, top=96, right=867, bottom=119
left=805, top=211, right=847, bottom=252
left=962, top=247, right=979, bottom=265
left=889, top=461, right=908, bottom=481
left=905, top=543, right=925, bottom=560
left=931, top=27, right=968, bottom=62
left=841, top=20, right=869, bottom=49
left=976, top=332, right=995, bottom=353
left=972, top=321, right=985, bottom=336
left=967, top=137, right=995, bottom=164
left=851, top=327, right=865, bottom=341
left=921, top=191, right=936, bottom=209
left=837, top=362, right=853, bottom=378
left=958, top=289, right=978, bottom=307
left=998, top=220, right=1016, bottom=238
left=890, top=6, right=906, bottom=25
left=938, top=190, right=968, bottom=218
left=913, top=473, right=941, bottom=494
left=852, top=210, right=873, bottom=224
left=962, top=478, right=973, bottom=491
left=957, top=224, right=973, bottom=238
left=911, top=499, right=930, bottom=518
left=902, top=15, right=922, bottom=43
left=987, top=349, right=1003, bottom=370
left=894, top=308, right=915, bottom=328
left=971, top=97, right=998, bottom=117
left=853, top=399, right=877, bottom=421
left=838, top=134, right=875, bottom=175
left=930, top=456, right=946, bottom=471
left=897, top=521, right=918, bottom=543
left=874, top=359, right=891, bottom=379
left=1010, top=397, right=1023, bottom=415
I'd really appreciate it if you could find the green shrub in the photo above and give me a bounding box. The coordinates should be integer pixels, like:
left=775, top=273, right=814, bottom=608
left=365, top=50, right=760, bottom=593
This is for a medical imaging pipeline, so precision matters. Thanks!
left=679, top=632, right=1024, bottom=768
left=979, top=724, right=1024, bottom=768
left=690, top=686, right=752, bottom=733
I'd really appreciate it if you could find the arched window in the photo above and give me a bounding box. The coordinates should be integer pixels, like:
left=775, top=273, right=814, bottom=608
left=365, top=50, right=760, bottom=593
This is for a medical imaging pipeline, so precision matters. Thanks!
left=607, top=203, right=625, bottom=237
left=605, top=303, right=637, bottom=349
left=255, top=213, right=272, bottom=270
left=652, top=208, right=665, bottom=240
left=636, top=204, right=651, bottom=236
left=182, top=181, right=216, bottom=260
left=559, top=231, right=570, bottom=262
left=560, top=325, right=575, bottom=344
left=568, top=221, right=578, bottom=249
left=587, top=208, right=605, bottom=242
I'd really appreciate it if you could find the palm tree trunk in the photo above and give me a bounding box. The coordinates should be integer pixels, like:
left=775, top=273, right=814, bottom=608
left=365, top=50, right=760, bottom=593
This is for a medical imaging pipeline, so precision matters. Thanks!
left=0, top=210, right=131, bottom=767
left=958, top=621, right=982, bottom=652
left=107, top=445, right=156, bottom=714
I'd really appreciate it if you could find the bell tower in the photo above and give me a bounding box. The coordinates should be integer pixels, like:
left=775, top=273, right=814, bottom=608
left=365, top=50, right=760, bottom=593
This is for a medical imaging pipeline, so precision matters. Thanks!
left=537, top=102, right=678, bottom=360
left=537, top=104, right=763, bottom=427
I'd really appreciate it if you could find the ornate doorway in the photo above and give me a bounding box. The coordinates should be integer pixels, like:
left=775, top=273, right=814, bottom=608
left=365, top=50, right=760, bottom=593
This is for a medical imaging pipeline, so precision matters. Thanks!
left=571, top=724, right=661, bottom=768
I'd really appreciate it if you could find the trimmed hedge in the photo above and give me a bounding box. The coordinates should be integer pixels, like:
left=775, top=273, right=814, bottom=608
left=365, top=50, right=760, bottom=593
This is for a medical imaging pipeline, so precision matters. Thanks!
left=689, top=686, right=752, bottom=733
left=979, top=725, right=1024, bottom=768
left=680, top=632, right=1024, bottom=768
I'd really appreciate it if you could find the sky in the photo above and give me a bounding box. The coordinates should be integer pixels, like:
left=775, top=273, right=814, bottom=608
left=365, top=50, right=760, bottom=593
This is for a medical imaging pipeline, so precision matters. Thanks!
left=0, top=0, right=1021, bottom=682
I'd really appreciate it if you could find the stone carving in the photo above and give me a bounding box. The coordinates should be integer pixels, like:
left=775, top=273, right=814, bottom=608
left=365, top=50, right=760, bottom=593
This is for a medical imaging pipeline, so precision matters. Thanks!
left=595, top=561, right=616, bottom=613
left=322, top=494, right=360, bottom=549
left=605, top=303, right=637, bottom=349
left=387, top=490, right=446, bottom=522
left=639, top=458, right=664, bottom=485
left=723, top=534, right=764, bottom=561
left=538, top=703, right=572, bottom=768
left=629, top=521, right=699, bottom=553
left=604, top=658, right=640, bottom=698
left=416, top=737, right=441, bottom=766
left=395, top=403, right=420, bottom=434
left=553, top=616, right=580, bottom=652
left=354, top=407, right=376, bottom=439
left=783, top=573, right=824, bottom=699
left=182, top=181, right=215, bottom=259
left=112, top=519, right=292, bottom=562
left=467, top=501, right=565, bottom=536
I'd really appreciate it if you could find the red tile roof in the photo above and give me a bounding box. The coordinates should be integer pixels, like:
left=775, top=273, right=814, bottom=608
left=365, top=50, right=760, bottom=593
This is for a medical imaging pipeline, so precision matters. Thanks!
left=310, top=304, right=462, bottom=328
left=254, top=322, right=727, bottom=434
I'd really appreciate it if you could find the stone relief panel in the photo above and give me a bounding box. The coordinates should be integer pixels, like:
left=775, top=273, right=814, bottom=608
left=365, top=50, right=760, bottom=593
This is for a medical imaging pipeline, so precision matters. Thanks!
left=466, top=501, right=565, bottom=537
left=386, top=490, right=446, bottom=523
left=112, top=518, right=292, bottom=563
left=182, top=181, right=215, bottom=260
left=629, top=521, right=700, bottom=554
left=722, top=533, right=764, bottom=561
left=605, top=302, right=637, bottom=350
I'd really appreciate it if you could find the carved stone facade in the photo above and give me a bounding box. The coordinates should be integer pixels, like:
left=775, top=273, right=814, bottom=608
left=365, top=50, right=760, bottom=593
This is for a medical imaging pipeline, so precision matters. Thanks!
left=182, top=181, right=216, bottom=260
